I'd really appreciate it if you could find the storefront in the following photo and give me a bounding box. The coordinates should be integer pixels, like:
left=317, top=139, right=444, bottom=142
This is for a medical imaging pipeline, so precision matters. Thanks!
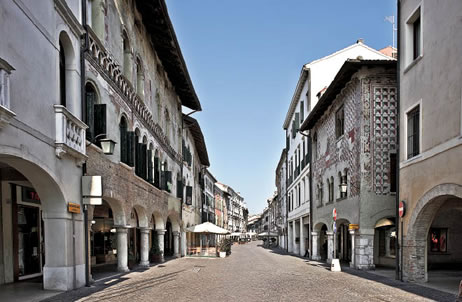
left=91, top=201, right=117, bottom=266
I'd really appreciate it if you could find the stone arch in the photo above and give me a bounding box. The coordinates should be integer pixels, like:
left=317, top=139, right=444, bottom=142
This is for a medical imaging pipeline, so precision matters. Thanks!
left=151, top=211, right=165, bottom=230
left=314, top=220, right=331, bottom=232
left=404, top=183, right=462, bottom=282
left=166, top=211, right=181, bottom=232
left=132, top=204, right=149, bottom=228
left=101, top=196, right=126, bottom=226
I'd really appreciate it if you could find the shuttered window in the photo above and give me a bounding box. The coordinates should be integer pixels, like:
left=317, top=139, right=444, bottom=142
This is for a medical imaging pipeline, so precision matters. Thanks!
left=94, top=104, right=106, bottom=143
left=185, top=186, right=193, bottom=205
left=300, top=101, right=304, bottom=123
left=154, top=157, right=160, bottom=188
left=177, top=178, right=183, bottom=199
left=147, top=150, right=153, bottom=183
left=407, top=106, right=420, bottom=159
left=127, top=131, right=135, bottom=167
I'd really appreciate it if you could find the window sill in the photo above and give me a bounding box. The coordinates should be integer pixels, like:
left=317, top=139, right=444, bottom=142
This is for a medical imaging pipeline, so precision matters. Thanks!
left=402, top=154, right=423, bottom=165
left=403, top=55, right=423, bottom=74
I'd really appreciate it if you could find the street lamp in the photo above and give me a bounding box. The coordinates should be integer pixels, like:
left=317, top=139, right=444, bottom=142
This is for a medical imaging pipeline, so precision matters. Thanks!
left=99, top=138, right=117, bottom=155
left=339, top=176, right=347, bottom=197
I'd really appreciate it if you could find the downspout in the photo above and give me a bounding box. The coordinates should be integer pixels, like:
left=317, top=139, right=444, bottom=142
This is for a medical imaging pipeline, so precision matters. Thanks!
left=81, top=0, right=90, bottom=287
left=396, top=0, right=402, bottom=281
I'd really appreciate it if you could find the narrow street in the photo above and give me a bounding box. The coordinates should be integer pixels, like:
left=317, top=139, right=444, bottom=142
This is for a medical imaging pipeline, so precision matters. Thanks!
left=43, top=241, right=455, bottom=302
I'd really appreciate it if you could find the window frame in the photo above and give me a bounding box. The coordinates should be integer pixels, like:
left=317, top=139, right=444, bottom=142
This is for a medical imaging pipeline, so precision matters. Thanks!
left=406, top=103, right=421, bottom=160
left=335, top=105, right=345, bottom=139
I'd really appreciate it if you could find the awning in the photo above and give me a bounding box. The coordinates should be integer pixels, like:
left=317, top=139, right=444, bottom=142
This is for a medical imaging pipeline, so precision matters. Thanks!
left=375, top=218, right=395, bottom=228
left=186, top=222, right=230, bottom=234
left=230, top=232, right=244, bottom=236
left=258, top=232, right=278, bottom=237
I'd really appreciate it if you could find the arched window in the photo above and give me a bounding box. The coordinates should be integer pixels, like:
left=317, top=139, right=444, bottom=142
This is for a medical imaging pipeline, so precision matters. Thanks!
left=136, top=57, right=144, bottom=99
left=59, top=41, right=66, bottom=107
left=89, top=0, right=105, bottom=40
left=85, top=83, right=106, bottom=143
left=123, top=31, right=132, bottom=80
left=153, top=150, right=160, bottom=189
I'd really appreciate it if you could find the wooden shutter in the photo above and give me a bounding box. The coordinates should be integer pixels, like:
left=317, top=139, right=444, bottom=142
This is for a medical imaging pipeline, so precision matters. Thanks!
left=85, top=91, right=95, bottom=141
left=186, top=186, right=193, bottom=205
left=142, top=144, right=147, bottom=180
left=127, top=132, right=135, bottom=167
left=120, top=126, right=127, bottom=164
left=147, top=150, right=153, bottom=183
left=164, top=171, right=172, bottom=192
left=177, top=179, right=183, bottom=199
left=154, top=157, right=160, bottom=188
left=300, top=101, right=304, bottom=122
left=295, top=113, right=300, bottom=131
left=94, top=104, right=107, bottom=141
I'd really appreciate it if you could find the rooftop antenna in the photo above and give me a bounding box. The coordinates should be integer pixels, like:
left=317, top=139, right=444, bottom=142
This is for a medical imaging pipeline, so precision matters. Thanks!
left=385, top=15, right=397, bottom=49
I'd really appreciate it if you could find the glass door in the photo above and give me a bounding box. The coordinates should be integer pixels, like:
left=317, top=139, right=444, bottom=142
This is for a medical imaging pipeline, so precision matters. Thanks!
left=17, top=204, right=42, bottom=279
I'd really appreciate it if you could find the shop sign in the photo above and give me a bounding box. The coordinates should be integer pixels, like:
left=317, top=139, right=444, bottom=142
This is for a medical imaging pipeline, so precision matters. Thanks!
left=348, top=224, right=359, bottom=230
left=399, top=201, right=406, bottom=218
left=21, top=186, right=41, bottom=204
left=68, top=202, right=81, bottom=214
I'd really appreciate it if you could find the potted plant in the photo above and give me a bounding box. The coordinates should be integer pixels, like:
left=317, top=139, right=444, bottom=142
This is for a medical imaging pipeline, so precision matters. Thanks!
left=150, top=235, right=163, bottom=263
left=217, top=238, right=232, bottom=257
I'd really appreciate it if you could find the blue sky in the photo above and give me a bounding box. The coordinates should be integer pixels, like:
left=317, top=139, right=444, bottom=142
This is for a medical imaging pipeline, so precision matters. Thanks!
left=167, top=1, right=397, bottom=214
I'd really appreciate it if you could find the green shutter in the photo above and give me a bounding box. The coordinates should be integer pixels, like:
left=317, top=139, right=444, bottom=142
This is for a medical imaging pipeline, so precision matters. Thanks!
left=94, top=104, right=107, bottom=141
left=147, top=150, right=153, bottom=183
left=154, top=157, right=160, bottom=188
left=120, top=126, right=127, bottom=164
left=300, top=101, right=304, bottom=122
left=127, top=132, right=135, bottom=167
left=295, top=113, right=300, bottom=131
left=142, top=144, right=147, bottom=180
left=85, top=91, right=95, bottom=141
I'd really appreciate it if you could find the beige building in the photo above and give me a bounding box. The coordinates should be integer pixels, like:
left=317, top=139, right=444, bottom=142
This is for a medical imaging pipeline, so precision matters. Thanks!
left=398, top=0, right=462, bottom=282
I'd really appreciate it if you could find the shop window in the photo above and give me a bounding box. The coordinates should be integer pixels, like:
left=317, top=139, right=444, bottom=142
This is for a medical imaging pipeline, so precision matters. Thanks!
left=430, top=228, right=447, bottom=253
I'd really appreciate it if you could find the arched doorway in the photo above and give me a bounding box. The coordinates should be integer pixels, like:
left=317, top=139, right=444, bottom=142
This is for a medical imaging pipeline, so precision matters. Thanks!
left=405, top=184, right=462, bottom=282
left=320, top=224, right=328, bottom=260
left=91, top=201, right=117, bottom=266
left=336, top=219, right=352, bottom=263
left=374, top=217, right=396, bottom=268
left=164, top=218, right=173, bottom=257
left=0, top=156, right=81, bottom=290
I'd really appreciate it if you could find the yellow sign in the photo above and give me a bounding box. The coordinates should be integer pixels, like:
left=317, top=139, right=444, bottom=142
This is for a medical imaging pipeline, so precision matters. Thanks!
left=348, top=224, right=359, bottom=230
left=68, top=202, right=81, bottom=214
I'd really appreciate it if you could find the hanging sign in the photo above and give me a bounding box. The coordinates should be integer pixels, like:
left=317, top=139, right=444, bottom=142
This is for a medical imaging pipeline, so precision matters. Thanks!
left=333, top=208, right=337, bottom=221
left=68, top=202, right=81, bottom=214
left=399, top=201, right=406, bottom=218
left=348, top=224, right=359, bottom=230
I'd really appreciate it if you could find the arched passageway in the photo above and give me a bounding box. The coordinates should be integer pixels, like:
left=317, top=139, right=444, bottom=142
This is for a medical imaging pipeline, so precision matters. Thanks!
left=336, top=219, right=351, bottom=263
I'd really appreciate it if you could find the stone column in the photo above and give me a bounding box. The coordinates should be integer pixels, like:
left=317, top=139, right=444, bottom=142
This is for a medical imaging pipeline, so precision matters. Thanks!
left=117, top=227, right=129, bottom=272
left=288, top=222, right=293, bottom=253
left=326, top=231, right=334, bottom=263
left=356, top=230, right=375, bottom=270
left=181, top=231, right=186, bottom=257
left=139, top=228, right=150, bottom=267
left=300, top=217, right=305, bottom=257
left=349, top=229, right=356, bottom=268
left=173, top=231, right=180, bottom=258
left=292, top=221, right=297, bottom=255
left=157, top=229, right=166, bottom=262
left=311, top=231, right=321, bottom=260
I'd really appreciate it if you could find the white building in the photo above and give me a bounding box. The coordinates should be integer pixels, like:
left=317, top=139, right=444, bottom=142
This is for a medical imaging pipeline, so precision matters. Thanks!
left=283, top=40, right=392, bottom=257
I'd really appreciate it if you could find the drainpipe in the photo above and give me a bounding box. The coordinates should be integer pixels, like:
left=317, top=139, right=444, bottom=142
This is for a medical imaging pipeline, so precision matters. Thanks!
left=396, top=0, right=402, bottom=281
left=81, top=0, right=90, bottom=287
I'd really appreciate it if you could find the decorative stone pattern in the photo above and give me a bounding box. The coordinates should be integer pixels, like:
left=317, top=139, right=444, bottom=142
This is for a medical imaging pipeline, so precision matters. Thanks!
left=372, top=86, right=397, bottom=194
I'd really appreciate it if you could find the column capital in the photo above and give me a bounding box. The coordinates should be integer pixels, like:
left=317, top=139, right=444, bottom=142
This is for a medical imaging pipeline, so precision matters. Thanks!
left=116, top=226, right=128, bottom=233
left=140, top=228, right=150, bottom=234
left=311, top=231, right=320, bottom=236
left=326, top=231, right=334, bottom=236
left=156, top=229, right=166, bottom=235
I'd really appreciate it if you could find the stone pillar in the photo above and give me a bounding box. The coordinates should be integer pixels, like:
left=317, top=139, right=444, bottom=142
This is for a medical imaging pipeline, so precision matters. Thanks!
left=173, top=231, right=180, bottom=258
left=311, top=231, right=321, bottom=260
left=326, top=231, right=334, bottom=263
left=292, top=221, right=298, bottom=255
left=157, top=230, right=166, bottom=262
left=288, top=222, right=293, bottom=253
left=300, top=217, right=305, bottom=257
left=349, top=229, right=356, bottom=268
left=139, top=228, right=150, bottom=267
left=181, top=231, right=186, bottom=257
left=355, top=230, right=375, bottom=270
left=403, top=238, right=427, bottom=282
left=116, top=227, right=129, bottom=272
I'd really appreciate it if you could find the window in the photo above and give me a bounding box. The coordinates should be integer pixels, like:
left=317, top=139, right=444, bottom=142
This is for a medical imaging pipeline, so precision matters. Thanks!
left=300, top=101, right=304, bottom=122
left=313, top=133, right=318, bottom=160
left=59, top=41, right=66, bottom=107
left=407, top=105, right=420, bottom=159
left=85, top=83, right=106, bottom=143
left=335, top=105, right=344, bottom=138
left=412, top=13, right=421, bottom=60
left=430, top=228, right=447, bottom=253
left=120, top=116, right=134, bottom=166
left=123, top=31, right=131, bottom=80
left=89, top=0, right=104, bottom=40
left=390, top=153, right=397, bottom=193
left=136, top=57, right=144, bottom=99
left=0, top=58, right=13, bottom=110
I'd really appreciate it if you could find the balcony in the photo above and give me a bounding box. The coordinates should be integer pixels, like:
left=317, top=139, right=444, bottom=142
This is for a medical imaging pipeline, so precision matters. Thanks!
left=54, top=105, right=88, bottom=165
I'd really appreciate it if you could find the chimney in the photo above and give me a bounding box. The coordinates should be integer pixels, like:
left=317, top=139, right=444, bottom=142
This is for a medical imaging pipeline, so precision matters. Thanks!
left=357, top=38, right=364, bottom=44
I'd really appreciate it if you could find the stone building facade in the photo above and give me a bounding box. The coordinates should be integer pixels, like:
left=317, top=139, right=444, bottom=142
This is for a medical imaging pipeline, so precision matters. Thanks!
left=83, top=0, right=202, bottom=275
left=275, top=149, right=287, bottom=249
left=398, top=0, right=462, bottom=282
left=301, top=60, right=397, bottom=269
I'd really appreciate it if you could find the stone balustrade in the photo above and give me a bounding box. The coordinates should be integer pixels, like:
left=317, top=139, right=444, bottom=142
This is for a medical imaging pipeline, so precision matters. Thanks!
left=54, top=105, right=87, bottom=164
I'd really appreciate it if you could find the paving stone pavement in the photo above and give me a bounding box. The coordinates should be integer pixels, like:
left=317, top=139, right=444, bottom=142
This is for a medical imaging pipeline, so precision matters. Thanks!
left=43, top=241, right=457, bottom=302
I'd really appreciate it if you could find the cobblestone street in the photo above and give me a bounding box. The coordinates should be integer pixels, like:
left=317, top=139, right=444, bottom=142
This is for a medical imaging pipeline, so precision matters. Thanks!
left=44, top=241, right=455, bottom=302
